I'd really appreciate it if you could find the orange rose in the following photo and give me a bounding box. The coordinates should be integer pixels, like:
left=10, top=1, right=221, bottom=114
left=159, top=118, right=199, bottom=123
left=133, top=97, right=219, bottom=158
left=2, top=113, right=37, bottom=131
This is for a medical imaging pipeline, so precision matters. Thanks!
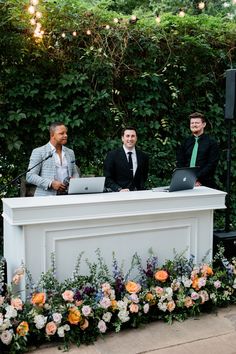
left=125, top=281, right=141, bottom=294
left=80, top=318, right=89, bottom=330
left=201, top=265, right=213, bottom=277
left=111, top=300, right=118, bottom=310
left=16, top=321, right=29, bottom=336
left=184, top=296, right=194, bottom=308
left=192, top=277, right=200, bottom=291
left=68, top=307, right=82, bottom=325
left=167, top=300, right=176, bottom=312
left=45, top=321, right=57, bottom=336
left=31, top=292, right=46, bottom=307
left=154, top=270, right=168, bottom=282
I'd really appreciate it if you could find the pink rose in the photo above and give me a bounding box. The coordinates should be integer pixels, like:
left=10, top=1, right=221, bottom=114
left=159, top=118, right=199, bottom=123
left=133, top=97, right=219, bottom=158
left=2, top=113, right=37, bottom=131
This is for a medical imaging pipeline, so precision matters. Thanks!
left=45, top=321, right=57, bottom=336
left=62, top=290, right=74, bottom=302
left=129, top=303, right=139, bottom=313
left=11, top=298, right=23, bottom=311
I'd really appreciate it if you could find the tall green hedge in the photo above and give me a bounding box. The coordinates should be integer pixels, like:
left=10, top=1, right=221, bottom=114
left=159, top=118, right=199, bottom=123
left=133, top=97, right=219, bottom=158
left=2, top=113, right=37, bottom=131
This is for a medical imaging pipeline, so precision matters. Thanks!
left=0, top=1, right=236, bottom=231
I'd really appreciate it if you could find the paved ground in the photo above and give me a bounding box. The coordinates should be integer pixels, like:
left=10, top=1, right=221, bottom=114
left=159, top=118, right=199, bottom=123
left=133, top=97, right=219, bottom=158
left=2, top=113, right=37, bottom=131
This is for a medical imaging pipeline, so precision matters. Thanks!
left=30, top=305, right=236, bottom=354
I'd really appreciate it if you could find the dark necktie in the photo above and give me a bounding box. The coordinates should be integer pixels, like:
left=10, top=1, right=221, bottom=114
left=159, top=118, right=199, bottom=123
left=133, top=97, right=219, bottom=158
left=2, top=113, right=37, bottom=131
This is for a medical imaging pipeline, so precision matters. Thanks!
left=190, top=136, right=199, bottom=167
left=127, top=151, right=133, bottom=174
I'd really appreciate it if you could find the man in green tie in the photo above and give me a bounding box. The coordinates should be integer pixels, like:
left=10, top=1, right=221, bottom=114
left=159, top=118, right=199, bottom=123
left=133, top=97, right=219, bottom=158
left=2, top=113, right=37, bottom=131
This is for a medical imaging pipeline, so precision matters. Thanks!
left=176, top=112, right=219, bottom=188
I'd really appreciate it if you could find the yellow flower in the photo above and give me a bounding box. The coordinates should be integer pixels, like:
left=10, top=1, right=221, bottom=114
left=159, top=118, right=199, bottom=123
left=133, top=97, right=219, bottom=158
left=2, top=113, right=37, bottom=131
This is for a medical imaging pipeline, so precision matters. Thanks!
left=145, top=292, right=154, bottom=302
left=111, top=300, right=118, bottom=310
left=16, top=321, right=29, bottom=336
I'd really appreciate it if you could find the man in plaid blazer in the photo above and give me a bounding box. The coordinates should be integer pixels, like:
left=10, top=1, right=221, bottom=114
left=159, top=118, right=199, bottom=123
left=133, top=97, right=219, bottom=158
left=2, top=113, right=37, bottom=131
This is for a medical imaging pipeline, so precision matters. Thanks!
left=26, top=122, right=79, bottom=196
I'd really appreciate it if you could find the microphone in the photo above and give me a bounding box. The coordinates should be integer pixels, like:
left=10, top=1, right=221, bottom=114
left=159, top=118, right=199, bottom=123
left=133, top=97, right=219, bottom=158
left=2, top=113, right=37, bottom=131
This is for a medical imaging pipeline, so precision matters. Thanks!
left=63, top=176, right=70, bottom=187
left=44, top=152, right=53, bottom=161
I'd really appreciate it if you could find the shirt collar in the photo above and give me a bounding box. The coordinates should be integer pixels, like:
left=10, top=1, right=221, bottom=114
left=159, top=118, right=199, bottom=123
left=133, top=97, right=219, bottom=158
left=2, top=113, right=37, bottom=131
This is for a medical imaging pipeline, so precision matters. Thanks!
left=49, top=142, right=65, bottom=153
left=123, top=145, right=136, bottom=155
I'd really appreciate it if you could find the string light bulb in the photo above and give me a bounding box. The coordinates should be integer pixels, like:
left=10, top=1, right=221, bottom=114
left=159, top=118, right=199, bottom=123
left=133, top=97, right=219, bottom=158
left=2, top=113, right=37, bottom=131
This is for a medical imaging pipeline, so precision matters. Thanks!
left=31, top=0, right=39, bottom=5
left=113, top=18, right=119, bottom=24
left=61, top=32, right=66, bottom=38
left=35, top=11, right=42, bottom=19
left=30, top=18, right=36, bottom=25
left=72, top=31, right=77, bottom=36
left=155, top=15, right=161, bottom=24
left=105, top=25, right=110, bottom=30
left=28, top=5, right=35, bottom=14
left=86, top=29, right=91, bottom=35
left=129, top=15, right=138, bottom=24
left=198, top=2, right=205, bottom=10
left=179, top=10, right=185, bottom=17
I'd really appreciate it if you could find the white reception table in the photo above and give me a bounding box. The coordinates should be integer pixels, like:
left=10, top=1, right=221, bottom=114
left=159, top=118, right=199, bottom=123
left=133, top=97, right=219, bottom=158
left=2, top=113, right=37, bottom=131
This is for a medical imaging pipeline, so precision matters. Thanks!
left=2, top=187, right=226, bottom=284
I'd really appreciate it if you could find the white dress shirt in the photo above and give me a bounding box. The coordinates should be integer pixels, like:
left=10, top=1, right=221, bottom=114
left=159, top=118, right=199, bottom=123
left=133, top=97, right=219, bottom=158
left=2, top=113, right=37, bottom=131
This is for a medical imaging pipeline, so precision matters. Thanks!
left=49, top=142, right=69, bottom=182
left=123, top=146, right=137, bottom=176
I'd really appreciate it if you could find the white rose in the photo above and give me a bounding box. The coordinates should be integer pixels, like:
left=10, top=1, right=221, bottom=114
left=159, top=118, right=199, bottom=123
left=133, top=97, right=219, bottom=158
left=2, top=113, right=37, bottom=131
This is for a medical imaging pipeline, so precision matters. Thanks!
left=0, top=330, right=13, bottom=345
left=143, top=303, right=150, bottom=314
left=102, top=312, right=112, bottom=323
left=34, top=314, right=47, bottom=329
left=82, top=305, right=92, bottom=317
left=57, top=327, right=65, bottom=338
left=118, top=310, right=130, bottom=323
left=5, top=305, right=17, bottom=319
left=97, top=320, right=107, bottom=333
left=52, top=312, right=62, bottom=324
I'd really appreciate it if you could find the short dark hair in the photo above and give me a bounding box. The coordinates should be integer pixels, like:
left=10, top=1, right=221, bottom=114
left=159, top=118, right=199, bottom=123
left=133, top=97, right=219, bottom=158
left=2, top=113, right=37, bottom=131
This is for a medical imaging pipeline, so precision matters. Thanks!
left=49, top=122, right=66, bottom=134
left=189, top=112, right=206, bottom=122
left=121, top=126, right=138, bottom=136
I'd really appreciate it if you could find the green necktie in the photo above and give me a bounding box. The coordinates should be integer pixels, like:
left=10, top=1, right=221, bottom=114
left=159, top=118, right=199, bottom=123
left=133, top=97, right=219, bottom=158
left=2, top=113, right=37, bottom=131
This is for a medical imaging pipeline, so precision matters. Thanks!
left=190, top=137, right=199, bottom=167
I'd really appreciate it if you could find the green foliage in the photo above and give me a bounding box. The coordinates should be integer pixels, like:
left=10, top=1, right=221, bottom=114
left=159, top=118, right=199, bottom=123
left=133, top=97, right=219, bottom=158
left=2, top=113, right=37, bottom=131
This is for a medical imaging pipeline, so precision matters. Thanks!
left=0, top=1, right=236, bottom=232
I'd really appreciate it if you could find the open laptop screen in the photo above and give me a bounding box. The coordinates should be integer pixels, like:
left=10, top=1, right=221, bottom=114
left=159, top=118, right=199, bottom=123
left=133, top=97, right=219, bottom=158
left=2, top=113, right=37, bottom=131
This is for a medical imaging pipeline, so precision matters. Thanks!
left=68, top=177, right=105, bottom=195
left=152, top=167, right=198, bottom=192
left=168, top=167, right=198, bottom=192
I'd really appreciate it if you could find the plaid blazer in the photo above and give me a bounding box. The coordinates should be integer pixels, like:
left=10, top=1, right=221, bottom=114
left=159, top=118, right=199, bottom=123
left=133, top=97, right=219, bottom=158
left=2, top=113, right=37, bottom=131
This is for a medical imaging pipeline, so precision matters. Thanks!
left=26, top=142, right=79, bottom=196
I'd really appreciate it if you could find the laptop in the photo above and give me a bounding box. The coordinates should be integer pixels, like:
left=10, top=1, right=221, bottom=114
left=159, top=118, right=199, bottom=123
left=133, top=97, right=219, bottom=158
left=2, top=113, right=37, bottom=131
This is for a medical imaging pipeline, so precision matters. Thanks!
left=152, top=167, right=198, bottom=193
left=68, top=177, right=105, bottom=195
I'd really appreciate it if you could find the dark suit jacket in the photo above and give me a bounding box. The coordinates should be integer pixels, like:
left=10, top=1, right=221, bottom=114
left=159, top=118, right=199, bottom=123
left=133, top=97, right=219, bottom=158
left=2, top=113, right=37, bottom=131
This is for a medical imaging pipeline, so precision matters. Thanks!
left=176, top=134, right=219, bottom=188
left=104, top=147, right=149, bottom=191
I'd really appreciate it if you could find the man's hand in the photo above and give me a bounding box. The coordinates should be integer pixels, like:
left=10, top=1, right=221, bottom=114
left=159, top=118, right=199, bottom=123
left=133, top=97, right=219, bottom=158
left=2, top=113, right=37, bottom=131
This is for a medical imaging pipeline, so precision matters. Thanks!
left=195, top=180, right=202, bottom=186
left=51, top=180, right=67, bottom=192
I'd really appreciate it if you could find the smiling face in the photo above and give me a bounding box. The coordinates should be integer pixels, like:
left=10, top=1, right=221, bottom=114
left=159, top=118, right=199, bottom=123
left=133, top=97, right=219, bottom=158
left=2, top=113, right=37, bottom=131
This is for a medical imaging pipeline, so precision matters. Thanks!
left=190, top=118, right=206, bottom=136
left=122, top=129, right=137, bottom=150
left=50, top=125, right=68, bottom=147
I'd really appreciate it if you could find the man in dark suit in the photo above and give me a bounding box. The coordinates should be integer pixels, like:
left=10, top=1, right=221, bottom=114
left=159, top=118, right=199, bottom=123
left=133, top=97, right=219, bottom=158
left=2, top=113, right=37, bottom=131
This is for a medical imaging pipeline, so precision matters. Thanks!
left=104, top=127, right=149, bottom=192
left=176, top=112, right=219, bottom=188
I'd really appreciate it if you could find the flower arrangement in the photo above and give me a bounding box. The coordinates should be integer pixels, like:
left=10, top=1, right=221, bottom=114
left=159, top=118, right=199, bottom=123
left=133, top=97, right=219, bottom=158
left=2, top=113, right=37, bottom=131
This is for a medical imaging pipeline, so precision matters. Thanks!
left=0, top=246, right=236, bottom=354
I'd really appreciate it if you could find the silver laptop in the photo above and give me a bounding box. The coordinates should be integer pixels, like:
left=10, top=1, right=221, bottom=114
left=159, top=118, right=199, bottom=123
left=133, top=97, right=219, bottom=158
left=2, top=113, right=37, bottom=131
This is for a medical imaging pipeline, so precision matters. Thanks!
left=68, top=177, right=105, bottom=195
left=152, top=167, right=198, bottom=193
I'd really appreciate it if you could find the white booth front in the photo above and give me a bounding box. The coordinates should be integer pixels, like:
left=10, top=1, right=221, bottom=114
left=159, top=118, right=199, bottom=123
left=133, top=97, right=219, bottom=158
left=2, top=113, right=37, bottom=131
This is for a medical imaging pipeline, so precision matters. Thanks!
left=2, top=187, right=226, bottom=284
